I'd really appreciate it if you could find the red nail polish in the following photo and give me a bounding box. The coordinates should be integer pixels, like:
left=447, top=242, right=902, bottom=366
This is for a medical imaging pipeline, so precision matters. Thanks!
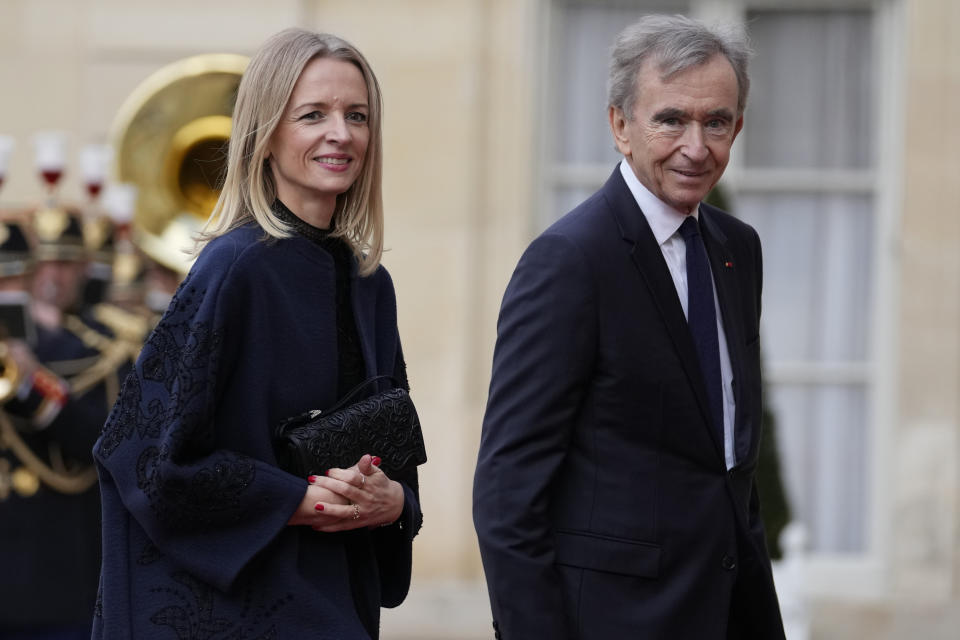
left=315, top=503, right=324, bottom=512
left=307, top=475, right=317, bottom=483
left=324, top=470, right=330, bottom=476
left=372, top=456, right=382, bottom=467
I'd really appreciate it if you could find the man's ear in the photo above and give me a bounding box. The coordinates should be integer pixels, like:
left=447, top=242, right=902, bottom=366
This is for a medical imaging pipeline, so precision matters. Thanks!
left=732, top=114, right=744, bottom=141
left=609, top=106, right=630, bottom=155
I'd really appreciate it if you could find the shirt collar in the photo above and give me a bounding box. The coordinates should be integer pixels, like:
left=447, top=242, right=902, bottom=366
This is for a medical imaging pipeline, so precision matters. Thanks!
left=618, top=159, right=699, bottom=246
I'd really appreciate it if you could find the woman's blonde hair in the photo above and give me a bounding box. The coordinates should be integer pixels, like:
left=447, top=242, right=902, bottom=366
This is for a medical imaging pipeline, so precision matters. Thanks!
left=197, top=28, right=384, bottom=275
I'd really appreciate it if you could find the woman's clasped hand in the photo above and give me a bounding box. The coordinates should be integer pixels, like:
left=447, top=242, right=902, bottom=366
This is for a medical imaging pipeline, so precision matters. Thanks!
left=288, top=454, right=405, bottom=531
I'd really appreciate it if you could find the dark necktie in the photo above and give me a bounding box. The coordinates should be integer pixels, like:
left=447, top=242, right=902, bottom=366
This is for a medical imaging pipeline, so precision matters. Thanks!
left=679, top=216, right=724, bottom=444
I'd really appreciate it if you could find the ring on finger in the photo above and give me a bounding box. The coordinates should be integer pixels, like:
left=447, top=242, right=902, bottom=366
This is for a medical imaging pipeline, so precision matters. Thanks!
left=352, top=503, right=361, bottom=520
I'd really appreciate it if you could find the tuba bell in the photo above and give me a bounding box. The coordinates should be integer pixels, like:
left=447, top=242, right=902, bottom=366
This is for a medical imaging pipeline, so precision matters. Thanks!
left=110, top=54, right=249, bottom=274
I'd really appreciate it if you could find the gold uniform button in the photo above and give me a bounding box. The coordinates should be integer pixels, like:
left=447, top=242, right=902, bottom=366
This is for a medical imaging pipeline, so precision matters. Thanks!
left=11, top=467, right=40, bottom=497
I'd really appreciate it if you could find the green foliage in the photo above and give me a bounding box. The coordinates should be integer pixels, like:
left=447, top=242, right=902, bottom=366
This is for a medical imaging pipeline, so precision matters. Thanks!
left=756, top=382, right=791, bottom=559
left=704, top=182, right=730, bottom=211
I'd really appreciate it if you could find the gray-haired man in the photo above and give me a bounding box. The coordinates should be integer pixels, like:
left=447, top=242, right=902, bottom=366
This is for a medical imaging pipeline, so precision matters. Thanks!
left=474, top=14, right=785, bottom=639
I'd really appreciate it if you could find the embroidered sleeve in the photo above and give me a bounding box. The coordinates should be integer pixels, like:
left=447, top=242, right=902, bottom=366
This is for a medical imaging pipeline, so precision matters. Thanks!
left=94, top=248, right=305, bottom=592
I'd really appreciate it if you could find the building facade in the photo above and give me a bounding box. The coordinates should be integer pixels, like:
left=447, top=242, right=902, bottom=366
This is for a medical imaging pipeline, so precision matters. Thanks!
left=0, top=0, right=957, bottom=637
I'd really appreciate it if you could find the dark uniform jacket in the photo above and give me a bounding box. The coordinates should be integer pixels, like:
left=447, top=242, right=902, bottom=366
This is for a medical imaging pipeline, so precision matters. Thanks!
left=0, top=318, right=126, bottom=633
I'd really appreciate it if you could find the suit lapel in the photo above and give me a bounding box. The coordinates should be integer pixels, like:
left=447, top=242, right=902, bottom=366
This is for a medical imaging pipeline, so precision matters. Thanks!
left=602, top=171, right=725, bottom=462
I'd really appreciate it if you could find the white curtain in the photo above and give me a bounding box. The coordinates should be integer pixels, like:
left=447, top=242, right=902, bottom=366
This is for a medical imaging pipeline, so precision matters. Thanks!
left=738, top=10, right=875, bottom=553
left=743, top=11, right=874, bottom=170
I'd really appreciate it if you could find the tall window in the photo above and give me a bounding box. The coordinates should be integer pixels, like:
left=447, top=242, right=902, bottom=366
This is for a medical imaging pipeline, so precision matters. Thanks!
left=736, top=10, right=875, bottom=554
left=543, top=0, right=891, bottom=563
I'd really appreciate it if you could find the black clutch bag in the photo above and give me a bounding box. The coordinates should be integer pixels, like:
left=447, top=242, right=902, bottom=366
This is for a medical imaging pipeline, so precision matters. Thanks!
left=273, top=375, right=427, bottom=477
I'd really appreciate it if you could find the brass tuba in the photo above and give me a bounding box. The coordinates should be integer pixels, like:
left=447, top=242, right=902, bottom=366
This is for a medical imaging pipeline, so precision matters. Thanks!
left=110, top=54, right=249, bottom=273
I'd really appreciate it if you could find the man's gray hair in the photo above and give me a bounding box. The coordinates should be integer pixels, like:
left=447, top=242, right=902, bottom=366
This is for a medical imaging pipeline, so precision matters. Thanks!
left=608, top=14, right=753, bottom=120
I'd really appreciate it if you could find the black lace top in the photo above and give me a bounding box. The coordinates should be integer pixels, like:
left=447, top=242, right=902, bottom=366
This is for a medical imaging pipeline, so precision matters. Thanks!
left=273, top=200, right=366, bottom=399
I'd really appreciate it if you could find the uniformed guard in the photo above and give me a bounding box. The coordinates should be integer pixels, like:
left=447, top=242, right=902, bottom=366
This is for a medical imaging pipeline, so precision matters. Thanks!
left=92, top=182, right=156, bottom=360
left=81, top=211, right=114, bottom=308
left=30, top=206, right=132, bottom=404
left=0, top=211, right=129, bottom=639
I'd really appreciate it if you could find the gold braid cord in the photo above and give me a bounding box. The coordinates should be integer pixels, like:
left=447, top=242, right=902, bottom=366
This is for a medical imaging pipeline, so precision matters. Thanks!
left=0, top=314, right=134, bottom=497
left=93, top=304, right=149, bottom=361
left=62, top=314, right=129, bottom=400
left=0, top=410, right=98, bottom=495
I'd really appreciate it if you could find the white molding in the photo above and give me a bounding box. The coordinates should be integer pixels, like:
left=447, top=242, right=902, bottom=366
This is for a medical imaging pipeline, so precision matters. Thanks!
left=690, top=0, right=745, bottom=25
left=549, top=165, right=877, bottom=195
left=864, top=0, right=906, bottom=596
left=742, top=0, right=874, bottom=8
left=535, top=0, right=561, bottom=235
left=765, top=362, right=872, bottom=386
left=727, top=168, right=876, bottom=194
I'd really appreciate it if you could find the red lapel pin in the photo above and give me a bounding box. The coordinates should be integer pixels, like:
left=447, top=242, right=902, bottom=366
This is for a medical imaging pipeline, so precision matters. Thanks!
left=724, top=260, right=734, bottom=269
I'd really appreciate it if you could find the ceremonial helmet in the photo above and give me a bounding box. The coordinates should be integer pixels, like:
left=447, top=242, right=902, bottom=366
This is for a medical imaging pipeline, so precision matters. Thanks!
left=32, top=206, right=86, bottom=262
left=0, top=220, right=33, bottom=277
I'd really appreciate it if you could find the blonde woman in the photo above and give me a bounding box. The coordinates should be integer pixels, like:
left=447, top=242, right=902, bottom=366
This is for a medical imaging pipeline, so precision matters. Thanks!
left=93, top=28, right=421, bottom=639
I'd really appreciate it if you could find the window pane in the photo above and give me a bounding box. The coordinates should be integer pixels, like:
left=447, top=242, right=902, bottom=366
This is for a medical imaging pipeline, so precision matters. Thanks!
left=769, top=384, right=868, bottom=552
left=743, top=10, right=874, bottom=170
left=554, top=2, right=688, bottom=165
left=737, top=193, right=874, bottom=363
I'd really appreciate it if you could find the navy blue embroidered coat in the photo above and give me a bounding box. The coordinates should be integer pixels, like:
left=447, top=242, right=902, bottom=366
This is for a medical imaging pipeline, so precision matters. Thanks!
left=92, top=224, right=422, bottom=639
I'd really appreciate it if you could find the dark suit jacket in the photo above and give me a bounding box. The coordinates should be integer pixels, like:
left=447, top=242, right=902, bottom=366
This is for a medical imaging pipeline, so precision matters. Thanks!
left=473, top=168, right=785, bottom=639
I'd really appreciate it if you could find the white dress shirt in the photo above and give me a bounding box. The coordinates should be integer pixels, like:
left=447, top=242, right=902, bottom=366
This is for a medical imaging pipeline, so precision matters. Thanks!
left=619, top=160, right=737, bottom=469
